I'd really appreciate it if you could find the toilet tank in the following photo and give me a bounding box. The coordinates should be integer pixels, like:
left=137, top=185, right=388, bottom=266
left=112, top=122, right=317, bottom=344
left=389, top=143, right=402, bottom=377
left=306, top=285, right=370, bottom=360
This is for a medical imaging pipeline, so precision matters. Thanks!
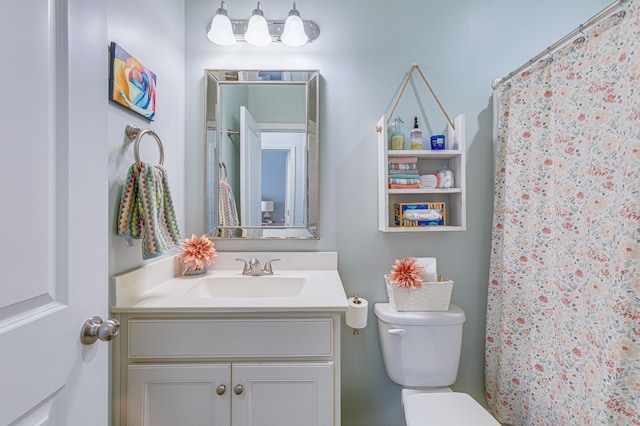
left=374, top=303, right=465, bottom=388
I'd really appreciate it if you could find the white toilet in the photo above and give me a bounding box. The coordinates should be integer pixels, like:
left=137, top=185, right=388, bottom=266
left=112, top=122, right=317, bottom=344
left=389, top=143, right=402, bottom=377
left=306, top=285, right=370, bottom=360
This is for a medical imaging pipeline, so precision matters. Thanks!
left=374, top=303, right=500, bottom=426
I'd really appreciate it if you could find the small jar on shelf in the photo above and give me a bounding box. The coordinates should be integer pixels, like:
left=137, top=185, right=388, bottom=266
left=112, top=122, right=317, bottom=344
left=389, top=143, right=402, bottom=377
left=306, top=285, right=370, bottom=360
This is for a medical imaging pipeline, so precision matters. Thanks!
left=437, top=167, right=454, bottom=189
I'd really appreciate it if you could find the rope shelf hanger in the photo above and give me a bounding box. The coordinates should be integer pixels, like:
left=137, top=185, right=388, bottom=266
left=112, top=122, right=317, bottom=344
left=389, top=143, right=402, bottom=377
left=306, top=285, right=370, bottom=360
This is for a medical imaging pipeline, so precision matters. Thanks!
left=376, top=64, right=455, bottom=132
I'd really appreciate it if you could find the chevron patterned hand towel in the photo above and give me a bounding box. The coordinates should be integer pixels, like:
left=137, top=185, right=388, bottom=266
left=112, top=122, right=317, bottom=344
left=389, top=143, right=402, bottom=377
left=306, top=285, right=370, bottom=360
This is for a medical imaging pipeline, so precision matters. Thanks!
left=117, top=162, right=182, bottom=259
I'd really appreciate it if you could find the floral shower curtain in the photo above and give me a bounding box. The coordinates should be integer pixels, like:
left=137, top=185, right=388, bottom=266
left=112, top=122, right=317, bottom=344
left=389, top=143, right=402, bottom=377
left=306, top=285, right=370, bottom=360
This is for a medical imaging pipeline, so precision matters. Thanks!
left=486, top=2, right=640, bottom=425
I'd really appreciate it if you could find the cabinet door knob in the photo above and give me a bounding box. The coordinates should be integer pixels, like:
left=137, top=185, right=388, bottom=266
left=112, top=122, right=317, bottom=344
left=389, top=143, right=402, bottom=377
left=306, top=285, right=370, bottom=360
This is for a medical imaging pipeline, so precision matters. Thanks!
left=216, top=384, right=226, bottom=395
left=233, top=384, right=244, bottom=395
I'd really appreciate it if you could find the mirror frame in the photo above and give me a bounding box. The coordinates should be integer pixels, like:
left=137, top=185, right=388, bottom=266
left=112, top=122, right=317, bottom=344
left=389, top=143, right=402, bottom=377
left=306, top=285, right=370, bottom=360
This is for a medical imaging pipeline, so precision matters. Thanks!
left=204, top=69, right=320, bottom=239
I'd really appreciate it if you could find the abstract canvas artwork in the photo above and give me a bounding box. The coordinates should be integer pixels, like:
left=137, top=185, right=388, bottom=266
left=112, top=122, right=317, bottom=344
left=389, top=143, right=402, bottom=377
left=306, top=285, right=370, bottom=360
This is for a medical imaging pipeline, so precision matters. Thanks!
left=109, top=42, right=156, bottom=120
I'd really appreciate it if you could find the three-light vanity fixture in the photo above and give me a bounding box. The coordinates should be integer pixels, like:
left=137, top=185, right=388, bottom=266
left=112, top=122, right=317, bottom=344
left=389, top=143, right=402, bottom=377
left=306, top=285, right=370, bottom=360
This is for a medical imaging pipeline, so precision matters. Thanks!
left=206, top=1, right=319, bottom=47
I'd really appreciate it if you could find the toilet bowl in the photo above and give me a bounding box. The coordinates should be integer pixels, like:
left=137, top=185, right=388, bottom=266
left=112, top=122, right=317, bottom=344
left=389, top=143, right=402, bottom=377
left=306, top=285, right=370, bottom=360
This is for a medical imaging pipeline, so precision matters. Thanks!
left=374, top=303, right=499, bottom=426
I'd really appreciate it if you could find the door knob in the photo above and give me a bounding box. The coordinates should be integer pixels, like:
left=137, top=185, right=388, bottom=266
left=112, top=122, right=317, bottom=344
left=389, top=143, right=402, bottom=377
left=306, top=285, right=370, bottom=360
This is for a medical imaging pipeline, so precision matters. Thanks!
left=80, top=316, right=120, bottom=345
left=216, top=384, right=227, bottom=395
left=233, top=384, right=244, bottom=395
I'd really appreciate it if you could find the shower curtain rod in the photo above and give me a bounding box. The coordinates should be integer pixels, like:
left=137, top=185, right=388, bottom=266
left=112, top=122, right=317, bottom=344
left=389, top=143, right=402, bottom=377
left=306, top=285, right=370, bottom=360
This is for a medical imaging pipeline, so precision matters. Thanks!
left=492, top=0, right=629, bottom=89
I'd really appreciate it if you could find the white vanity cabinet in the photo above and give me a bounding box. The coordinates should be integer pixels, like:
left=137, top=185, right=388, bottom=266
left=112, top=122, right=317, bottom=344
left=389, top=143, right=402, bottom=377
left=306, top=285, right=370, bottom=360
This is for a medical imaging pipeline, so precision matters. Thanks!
left=112, top=312, right=341, bottom=426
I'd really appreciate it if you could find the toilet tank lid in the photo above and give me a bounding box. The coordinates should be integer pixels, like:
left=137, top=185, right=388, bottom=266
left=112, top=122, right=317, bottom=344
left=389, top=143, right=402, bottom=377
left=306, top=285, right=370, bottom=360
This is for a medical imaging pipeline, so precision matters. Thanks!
left=374, top=303, right=465, bottom=325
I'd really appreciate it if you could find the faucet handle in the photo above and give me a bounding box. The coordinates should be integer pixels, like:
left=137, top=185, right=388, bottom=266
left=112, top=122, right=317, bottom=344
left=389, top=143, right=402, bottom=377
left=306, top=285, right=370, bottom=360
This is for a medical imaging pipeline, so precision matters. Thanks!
left=262, top=259, right=281, bottom=275
left=235, top=258, right=250, bottom=274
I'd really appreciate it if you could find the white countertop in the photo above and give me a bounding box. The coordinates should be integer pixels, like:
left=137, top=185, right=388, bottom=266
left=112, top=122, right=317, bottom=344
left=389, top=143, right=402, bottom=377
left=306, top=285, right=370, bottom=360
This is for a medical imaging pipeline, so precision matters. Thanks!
left=111, top=252, right=349, bottom=314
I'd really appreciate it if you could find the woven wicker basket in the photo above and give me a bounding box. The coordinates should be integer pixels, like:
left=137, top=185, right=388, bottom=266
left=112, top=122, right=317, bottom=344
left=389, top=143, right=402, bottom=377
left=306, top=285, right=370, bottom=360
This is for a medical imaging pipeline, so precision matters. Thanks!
left=384, top=274, right=453, bottom=312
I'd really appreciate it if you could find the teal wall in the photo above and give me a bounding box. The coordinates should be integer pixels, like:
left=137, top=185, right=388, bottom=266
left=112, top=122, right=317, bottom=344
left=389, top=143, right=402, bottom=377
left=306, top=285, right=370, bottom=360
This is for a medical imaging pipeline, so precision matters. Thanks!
left=249, top=84, right=307, bottom=124
left=108, top=0, right=186, bottom=275
left=184, top=1, right=610, bottom=424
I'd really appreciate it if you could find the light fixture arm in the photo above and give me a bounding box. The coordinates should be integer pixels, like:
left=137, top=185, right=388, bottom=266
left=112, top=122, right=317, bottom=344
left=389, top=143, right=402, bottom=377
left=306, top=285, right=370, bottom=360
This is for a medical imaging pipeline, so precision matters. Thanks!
left=216, top=1, right=229, bottom=17
left=288, top=2, right=301, bottom=18
left=251, top=1, right=265, bottom=17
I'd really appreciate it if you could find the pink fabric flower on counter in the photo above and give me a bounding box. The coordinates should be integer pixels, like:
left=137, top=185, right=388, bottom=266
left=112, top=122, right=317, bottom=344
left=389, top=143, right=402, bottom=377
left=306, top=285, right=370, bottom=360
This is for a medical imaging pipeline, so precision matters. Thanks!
left=389, top=257, right=426, bottom=291
left=178, top=234, right=217, bottom=270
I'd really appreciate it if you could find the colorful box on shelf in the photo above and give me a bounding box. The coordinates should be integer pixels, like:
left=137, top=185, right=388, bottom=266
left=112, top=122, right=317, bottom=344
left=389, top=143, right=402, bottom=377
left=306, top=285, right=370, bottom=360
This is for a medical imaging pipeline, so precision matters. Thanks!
left=384, top=274, right=453, bottom=312
left=394, top=202, right=446, bottom=227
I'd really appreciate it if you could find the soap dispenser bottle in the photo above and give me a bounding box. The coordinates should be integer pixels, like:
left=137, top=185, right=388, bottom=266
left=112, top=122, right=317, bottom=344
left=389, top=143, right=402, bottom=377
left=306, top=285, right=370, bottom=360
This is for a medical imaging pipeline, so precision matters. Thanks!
left=410, top=116, right=423, bottom=150
left=390, top=117, right=405, bottom=150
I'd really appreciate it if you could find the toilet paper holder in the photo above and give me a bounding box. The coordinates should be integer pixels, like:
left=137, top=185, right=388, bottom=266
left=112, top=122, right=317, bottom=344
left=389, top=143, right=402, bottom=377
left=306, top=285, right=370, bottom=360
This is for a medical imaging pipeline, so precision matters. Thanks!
left=352, top=295, right=362, bottom=335
left=346, top=294, right=368, bottom=336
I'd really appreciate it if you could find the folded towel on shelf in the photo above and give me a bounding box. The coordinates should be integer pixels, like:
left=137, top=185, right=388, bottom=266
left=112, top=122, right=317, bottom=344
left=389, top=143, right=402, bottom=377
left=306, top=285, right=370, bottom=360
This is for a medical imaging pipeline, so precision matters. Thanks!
left=388, top=173, right=421, bottom=180
left=389, top=163, right=417, bottom=170
left=389, top=177, right=421, bottom=185
left=389, top=183, right=421, bottom=189
left=117, top=162, right=182, bottom=259
left=389, top=169, right=419, bottom=175
left=388, top=156, right=418, bottom=164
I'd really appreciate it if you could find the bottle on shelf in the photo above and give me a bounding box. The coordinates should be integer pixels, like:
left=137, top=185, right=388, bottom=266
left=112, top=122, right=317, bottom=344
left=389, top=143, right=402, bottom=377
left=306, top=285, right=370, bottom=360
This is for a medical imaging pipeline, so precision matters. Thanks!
left=410, top=117, right=423, bottom=150
left=389, top=117, right=405, bottom=150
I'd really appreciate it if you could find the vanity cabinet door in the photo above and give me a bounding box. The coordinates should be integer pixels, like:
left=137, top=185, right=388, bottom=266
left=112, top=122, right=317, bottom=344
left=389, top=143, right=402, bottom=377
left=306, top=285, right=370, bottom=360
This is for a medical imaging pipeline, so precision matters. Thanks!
left=231, top=362, right=333, bottom=426
left=127, top=363, right=230, bottom=426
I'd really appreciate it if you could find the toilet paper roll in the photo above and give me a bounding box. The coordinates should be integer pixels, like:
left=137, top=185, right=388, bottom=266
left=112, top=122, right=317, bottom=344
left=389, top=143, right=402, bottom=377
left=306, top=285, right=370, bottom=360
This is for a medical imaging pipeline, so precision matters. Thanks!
left=346, top=296, right=368, bottom=329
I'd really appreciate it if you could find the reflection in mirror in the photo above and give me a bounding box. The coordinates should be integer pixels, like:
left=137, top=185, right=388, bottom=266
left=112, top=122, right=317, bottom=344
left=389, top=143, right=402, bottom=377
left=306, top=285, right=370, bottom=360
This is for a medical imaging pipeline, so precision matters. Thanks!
left=204, top=70, right=319, bottom=239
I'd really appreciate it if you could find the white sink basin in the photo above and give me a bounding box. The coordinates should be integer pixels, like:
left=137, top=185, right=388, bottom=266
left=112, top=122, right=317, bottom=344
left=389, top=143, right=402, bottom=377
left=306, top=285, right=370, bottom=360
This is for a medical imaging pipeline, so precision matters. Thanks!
left=185, top=275, right=306, bottom=298
left=112, top=252, right=349, bottom=312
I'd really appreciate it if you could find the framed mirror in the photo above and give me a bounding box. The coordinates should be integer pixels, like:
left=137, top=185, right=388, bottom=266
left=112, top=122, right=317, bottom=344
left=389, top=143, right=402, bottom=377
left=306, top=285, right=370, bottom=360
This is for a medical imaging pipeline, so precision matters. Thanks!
left=205, top=70, right=319, bottom=239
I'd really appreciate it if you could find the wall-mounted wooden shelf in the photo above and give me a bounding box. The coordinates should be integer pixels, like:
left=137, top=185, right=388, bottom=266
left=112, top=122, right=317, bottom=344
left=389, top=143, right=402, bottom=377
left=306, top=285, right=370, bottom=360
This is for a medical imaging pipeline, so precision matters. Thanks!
left=377, top=114, right=466, bottom=232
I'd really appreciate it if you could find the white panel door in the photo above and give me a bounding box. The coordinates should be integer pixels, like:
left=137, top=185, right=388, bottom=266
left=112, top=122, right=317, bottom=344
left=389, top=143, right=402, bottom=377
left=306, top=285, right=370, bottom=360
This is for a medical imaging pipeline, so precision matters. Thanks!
left=232, top=363, right=333, bottom=426
left=127, top=364, right=231, bottom=426
left=261, top=132, right=307, bottom=226
left=239, top=106, right=262, bottom=227
left=0, top=0, right=108, bottom=424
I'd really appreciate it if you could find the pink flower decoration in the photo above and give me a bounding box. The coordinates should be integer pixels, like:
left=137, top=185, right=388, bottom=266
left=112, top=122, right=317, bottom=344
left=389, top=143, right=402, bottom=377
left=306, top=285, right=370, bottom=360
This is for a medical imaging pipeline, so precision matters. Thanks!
left=178, top=234, right=217, bottom=270
left=389, top=257, right=426, bottom=291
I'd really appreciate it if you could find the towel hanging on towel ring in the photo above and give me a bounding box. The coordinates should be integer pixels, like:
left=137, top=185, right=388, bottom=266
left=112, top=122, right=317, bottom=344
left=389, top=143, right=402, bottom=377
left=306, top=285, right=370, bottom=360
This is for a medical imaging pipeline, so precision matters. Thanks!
left=117, top=124, right=181, bottom=259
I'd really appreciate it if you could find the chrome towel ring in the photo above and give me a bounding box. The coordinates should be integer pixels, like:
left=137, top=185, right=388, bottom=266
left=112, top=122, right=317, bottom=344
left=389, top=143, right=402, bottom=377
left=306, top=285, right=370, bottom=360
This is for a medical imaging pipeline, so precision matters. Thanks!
left=125, top=124, right=165, bottom=165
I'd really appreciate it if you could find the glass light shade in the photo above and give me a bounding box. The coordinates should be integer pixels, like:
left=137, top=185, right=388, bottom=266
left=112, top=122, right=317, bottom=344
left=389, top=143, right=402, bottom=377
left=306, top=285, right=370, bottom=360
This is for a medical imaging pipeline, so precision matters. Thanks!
left=207, top=13, right=235, bottom=46
left=244, top=14, right=271, bottom=46
left=281, top=14, right=307, bottom=46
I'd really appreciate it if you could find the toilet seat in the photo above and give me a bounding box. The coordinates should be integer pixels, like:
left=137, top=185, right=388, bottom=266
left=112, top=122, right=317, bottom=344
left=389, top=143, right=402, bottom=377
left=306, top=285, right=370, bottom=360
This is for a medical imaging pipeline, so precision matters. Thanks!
left=403, top=392, right=500, bottom=426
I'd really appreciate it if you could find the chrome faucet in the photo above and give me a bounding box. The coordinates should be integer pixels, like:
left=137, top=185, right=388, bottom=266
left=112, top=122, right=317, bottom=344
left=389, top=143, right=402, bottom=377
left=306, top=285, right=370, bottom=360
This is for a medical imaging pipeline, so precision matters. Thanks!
left=235, top=258, right=280, bottom=276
